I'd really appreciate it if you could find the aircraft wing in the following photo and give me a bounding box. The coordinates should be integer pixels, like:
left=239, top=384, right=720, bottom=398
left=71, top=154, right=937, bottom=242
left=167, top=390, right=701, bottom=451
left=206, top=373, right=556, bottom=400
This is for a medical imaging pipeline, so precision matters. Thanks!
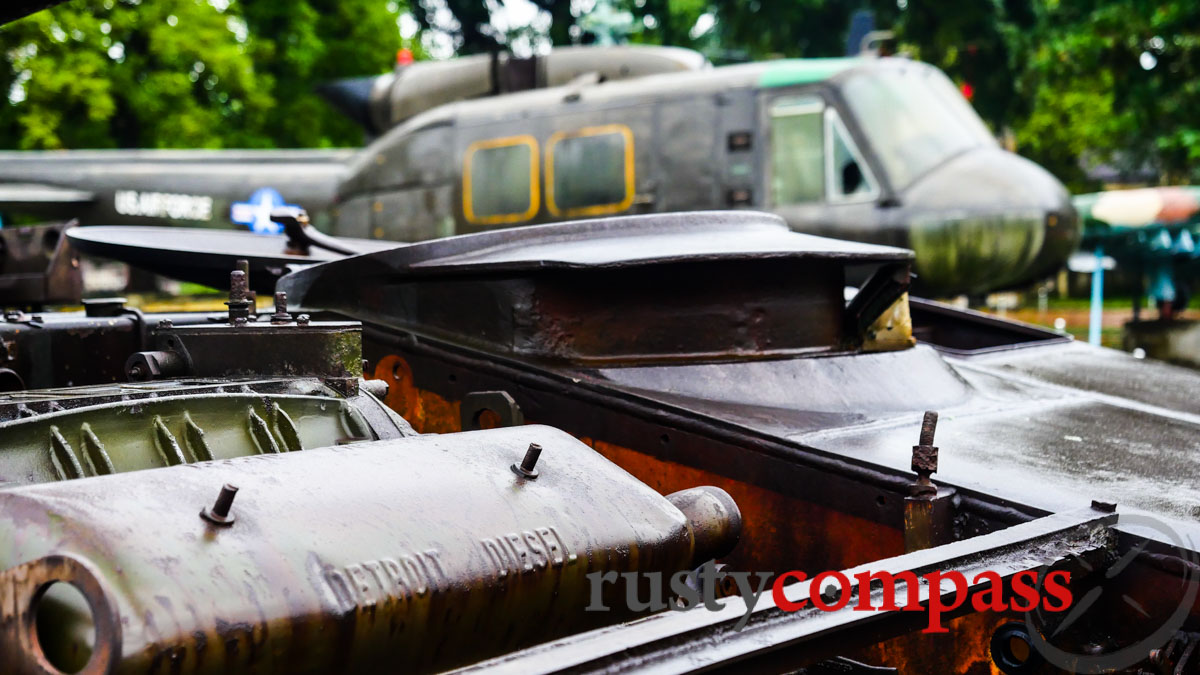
left=0, top=149, right=352, bottom=229
left=0, top=183, right=95, bottom=211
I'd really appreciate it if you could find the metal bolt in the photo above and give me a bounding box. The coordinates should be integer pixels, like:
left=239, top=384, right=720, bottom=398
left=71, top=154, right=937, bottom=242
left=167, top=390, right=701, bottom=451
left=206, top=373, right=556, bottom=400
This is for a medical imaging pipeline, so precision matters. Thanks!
left=228, top=270, right=248, bottom=301
left=296, top=314, right=310, bottom=326
left=919, top=410, right=937, bottom=447
left=157, top=319, right=173, bottom=329
left=270, top=291, right=291, bottom=324
left=200, top=483, right=239, bottom=526
left=910, top=410, right=939, bottom=497
left=512, top=442, right=542, bottom=479
left=226, top=267, right=252, bottom=324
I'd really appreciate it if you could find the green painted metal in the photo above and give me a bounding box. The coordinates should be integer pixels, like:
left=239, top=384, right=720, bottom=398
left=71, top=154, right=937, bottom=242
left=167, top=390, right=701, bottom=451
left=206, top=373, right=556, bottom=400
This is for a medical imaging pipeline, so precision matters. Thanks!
left=758, top=57, right=863, bottom=88
left=0, top=383, right=408, bottom=487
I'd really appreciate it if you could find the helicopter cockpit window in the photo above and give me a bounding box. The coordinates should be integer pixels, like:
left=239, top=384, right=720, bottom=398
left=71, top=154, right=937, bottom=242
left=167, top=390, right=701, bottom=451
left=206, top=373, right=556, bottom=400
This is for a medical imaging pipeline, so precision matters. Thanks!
left=840, top=63, right=997, bottom=190
left=826, top=108, right=877, bottom=201
left=768, top=96, right=825, bottom=204
left=547, top=124, right=635, bottom=217
left=463, top=135, right=539, bottom=224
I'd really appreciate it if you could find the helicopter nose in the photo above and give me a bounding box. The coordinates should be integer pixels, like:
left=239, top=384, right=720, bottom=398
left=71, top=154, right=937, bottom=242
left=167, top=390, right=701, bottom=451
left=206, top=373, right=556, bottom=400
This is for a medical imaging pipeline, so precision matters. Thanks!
left=903, top=148, right=1080, bottom=295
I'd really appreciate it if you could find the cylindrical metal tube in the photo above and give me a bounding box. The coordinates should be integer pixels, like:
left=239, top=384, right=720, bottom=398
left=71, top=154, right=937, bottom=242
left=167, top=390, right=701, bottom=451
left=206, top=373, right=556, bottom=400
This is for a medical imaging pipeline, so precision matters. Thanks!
left=123, top=350, right=187, bottom=381
left=665, top=486, right=742, bottom=566
left=0, top=426, right=742, bottom=674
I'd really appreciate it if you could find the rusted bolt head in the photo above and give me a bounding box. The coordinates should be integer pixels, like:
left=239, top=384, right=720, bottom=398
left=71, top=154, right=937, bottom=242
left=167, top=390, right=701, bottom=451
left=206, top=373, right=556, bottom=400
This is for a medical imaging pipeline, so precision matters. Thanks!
left=228, top=270, right=248, bottom=300
left=911, top=410, right=940, bottom=476
left=911, top=445, right=938, bottom=475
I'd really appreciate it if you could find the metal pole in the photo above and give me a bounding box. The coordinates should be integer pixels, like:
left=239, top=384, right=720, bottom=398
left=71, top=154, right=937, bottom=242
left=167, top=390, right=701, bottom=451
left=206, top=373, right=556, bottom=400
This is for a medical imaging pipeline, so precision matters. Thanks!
left=1088, top=246, right=1104, bottom=345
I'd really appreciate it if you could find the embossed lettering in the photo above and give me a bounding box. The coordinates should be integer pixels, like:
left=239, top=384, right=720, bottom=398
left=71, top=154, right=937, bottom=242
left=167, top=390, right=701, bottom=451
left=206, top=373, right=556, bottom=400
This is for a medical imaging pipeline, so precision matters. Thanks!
left=323, top=567, right=358, bottom=612
left=523, top=531, right=549, bottom=570
left=399, top=555, right=429, bottom=596
left=345, top=563, right=377, bottom=606
left=481, top=537, right=512, bottom=579
left=421, top=549, right=448, bottom=589
left=505, top=533, right=534, bottom=573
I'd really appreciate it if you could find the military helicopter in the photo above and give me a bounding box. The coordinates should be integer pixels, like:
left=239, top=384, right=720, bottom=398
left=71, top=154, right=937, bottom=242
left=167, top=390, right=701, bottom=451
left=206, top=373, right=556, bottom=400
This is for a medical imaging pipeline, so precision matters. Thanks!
left=0, top=45, right=1078, bottom=297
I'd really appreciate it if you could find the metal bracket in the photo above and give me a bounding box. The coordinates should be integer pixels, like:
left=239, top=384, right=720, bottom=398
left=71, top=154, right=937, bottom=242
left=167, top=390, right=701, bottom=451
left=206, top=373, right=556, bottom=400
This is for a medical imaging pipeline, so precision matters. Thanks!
left=461, top=391, right=524, bottom=431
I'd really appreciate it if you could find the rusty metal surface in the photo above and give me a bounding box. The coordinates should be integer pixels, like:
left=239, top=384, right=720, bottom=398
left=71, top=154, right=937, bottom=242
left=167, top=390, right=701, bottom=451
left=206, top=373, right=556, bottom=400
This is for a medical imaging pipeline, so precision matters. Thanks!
left=323, top=210, right=1200, bottom=542
left=576, top=340, right=1200, bottom=525
left=282, top=213, right=913, bottom=365
left=0, top=425, right=739, bottom=674
left=6, top=207, right=1198, bottom=672
left=450, top=507, right=1117, bottom=674
left=355, top=319, right=1200, bottom=672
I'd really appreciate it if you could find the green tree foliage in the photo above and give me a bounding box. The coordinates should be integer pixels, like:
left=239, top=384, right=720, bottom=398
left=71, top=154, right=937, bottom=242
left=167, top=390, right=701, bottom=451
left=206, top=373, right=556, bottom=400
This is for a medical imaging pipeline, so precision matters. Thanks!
left=409, top=0, right=576, bottom=55
left=1015, top=1, right=1200, bottom=186
left=4, top=0, right=1197, bottom=190
left=0, top=0, right=406, bottom=149
left=891, top=0, right=1200, bottom=189
left=894, top=0, right=1029, bottom=130
left=238, top=0, right=408, bottom=147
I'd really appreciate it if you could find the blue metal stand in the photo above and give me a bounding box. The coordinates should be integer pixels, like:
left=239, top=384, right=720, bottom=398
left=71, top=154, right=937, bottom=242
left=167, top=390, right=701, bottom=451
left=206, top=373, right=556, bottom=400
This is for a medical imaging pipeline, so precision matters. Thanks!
left=1088, top=246, right=1104, bottom=345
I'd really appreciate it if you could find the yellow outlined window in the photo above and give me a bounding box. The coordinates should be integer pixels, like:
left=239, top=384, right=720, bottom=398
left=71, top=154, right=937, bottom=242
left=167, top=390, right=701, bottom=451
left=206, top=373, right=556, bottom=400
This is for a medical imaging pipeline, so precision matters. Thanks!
left=546, top=124, right=635, bottom=217
left=463, top=135, right=540, bottom=225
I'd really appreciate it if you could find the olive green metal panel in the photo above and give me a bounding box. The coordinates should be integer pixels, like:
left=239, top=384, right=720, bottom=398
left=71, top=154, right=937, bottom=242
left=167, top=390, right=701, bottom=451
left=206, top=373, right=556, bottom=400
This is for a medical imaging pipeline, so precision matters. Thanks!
left=0, top=377, right=413, bottom=488
left=0, top=394, right=375, bottom=486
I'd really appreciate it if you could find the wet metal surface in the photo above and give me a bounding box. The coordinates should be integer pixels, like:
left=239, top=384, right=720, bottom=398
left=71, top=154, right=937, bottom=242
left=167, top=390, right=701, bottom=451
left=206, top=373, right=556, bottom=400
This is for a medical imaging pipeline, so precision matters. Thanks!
left=0, top=426, right=739, bottom=673
left=450, top=507, right=1116, bottom=674
left=961, top=339, right=1200, bottom=414
left=283, top=210, right=909, bottom=281
left=585, top=340, right=1200, bottom=526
